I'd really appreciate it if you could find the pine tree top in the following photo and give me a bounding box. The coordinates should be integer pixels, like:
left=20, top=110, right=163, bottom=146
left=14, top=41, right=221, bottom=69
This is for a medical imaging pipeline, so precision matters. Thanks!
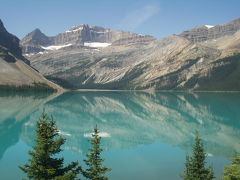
left=83, top=125, right=111, bottom=180
left=20, top=111, right=81, bottom=180
left=182, top=131, right=215, bottom=180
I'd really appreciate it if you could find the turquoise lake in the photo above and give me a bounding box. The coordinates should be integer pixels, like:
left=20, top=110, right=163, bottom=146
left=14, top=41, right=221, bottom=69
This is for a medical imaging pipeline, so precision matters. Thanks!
left=0, top=91, right=240, bottom=180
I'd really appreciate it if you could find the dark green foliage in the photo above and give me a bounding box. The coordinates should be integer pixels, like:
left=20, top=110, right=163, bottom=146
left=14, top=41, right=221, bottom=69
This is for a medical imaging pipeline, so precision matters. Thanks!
left=0, top=82, right=56, bottom=92
left=196, top=53, right=240, bottom=91
left=182, top=132, right=215, bottom=180
left=83, top=125, right=111, bottom=180
left=223, top=155, right=240, bottom=180
left=19, top=111, right=81, bottom=180
left=45, top=76, right=75, bottom=90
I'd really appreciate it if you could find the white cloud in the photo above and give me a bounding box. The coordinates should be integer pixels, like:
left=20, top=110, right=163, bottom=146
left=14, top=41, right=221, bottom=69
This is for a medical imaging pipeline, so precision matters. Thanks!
left=119, top=4, right=160, bottom=31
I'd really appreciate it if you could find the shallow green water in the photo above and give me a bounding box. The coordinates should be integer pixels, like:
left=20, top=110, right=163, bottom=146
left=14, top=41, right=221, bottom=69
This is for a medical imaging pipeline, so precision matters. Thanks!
left=0, top=91, right=240, bottom=180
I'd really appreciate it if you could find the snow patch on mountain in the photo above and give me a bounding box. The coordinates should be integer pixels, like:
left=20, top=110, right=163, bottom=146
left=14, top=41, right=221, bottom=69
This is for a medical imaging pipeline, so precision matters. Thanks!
left=65, top=26, right=84, bottom=33
left=42, top=44, right=72, bottom=50
left=84, top=42, right=111, bottom=48
left=205, top=25, right=214, bottom=29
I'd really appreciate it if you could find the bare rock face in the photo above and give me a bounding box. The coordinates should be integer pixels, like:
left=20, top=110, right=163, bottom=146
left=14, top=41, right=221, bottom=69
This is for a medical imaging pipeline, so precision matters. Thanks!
left=52, top=25, right=114, bottom=44
left=21, top=28, right=51, bottom=54
left=58, top=24, right=155, bottom=46
left=0, top=19, right=27, bottom=62
left=180, top=18, right=240, bottom=43
left=20, top=24, right=156, bottom=54
left=23, top=18, right=240, bottom=91
left=21, top=28, right=51, bottom=46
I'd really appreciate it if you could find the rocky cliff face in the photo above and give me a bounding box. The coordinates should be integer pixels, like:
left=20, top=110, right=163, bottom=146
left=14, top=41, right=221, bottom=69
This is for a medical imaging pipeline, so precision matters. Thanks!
left=180, top=18, right=240, bottom=43
left=21, top=28, right=51, bottom=54
left=20, top=24, right=155, bottom=54
left=0, top=19, right=62, bottom=91
left=0, top=19, right=28, bottom=63
left=22, top=18, right=240, bottom=91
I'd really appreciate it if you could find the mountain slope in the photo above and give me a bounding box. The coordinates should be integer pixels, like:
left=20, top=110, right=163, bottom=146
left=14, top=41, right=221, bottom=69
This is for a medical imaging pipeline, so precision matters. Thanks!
left=0, top=19, right=62, bottom=91
left=22, top=18, right=240, bottom=91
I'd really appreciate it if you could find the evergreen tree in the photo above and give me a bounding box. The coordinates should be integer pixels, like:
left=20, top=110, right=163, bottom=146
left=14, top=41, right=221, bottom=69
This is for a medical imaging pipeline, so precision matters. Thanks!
left=223, top=155, right=240, bottom=180
left=83, top=125, right=111, bottom=180
left=182, top=132, right=215, bottom=180
left=20, top=111, right=81, bottom=180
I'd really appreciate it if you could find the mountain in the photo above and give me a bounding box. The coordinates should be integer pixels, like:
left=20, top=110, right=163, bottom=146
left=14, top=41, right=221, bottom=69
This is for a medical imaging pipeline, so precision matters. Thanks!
left=21, top=24, right=155, bottom=54
left=179, top=18, right=240, bottom=43
left=20, top=28, right=51, bottom=54
left=0, top=19, right=62, bottom=91
left=21, top=18, right=240, bottom=91
left=0, top=19, right=28, bottom=63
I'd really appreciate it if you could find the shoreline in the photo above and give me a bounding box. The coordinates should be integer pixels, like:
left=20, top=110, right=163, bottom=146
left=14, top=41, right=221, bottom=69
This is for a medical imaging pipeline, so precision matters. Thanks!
left=72, top=89, right=240, bottom=93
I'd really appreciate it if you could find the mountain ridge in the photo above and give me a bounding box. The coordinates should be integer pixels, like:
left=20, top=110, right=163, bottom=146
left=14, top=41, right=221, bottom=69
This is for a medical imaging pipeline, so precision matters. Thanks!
left=179, top=18, right=240, bottom=43
left=21, top=24, right=156, bottom=54
left=21, top=17, right=240, bottom=91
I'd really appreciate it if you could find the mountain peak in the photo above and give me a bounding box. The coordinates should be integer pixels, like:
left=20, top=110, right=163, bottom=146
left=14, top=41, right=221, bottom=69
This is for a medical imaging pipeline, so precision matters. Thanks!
left=180, top=17, right=240, bottom=42
left=65, top=24, right=87, bottom=33
left=0, top=19, right=25, bottom=61
left=65, top=24, right=108, bottom=33
left=0, top=19, right=7, bottom=33
left=228, top=18, right=240, bottom=25
left=21, top=28, right=50, bottom=46
left=32, top=28, right=42, bottom=34
left=0, top=19, right=4, bottom=28
left=204, top=25, right=214, bottom=29
left=28, top=28, right=45, bottom=38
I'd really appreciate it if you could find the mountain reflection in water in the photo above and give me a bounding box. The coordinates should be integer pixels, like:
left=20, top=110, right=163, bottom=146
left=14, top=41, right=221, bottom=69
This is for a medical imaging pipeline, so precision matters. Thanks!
left=1, top=91, right=239, bottom=160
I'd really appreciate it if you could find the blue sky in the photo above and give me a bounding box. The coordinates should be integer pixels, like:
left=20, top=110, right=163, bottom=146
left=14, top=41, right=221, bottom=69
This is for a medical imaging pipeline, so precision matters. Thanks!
left=0, top=0, right=240, bottom=39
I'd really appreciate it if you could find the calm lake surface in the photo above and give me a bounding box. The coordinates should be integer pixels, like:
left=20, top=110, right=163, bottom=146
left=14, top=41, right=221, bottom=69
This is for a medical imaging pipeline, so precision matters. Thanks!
left=0, top=91, right=240, bottom=180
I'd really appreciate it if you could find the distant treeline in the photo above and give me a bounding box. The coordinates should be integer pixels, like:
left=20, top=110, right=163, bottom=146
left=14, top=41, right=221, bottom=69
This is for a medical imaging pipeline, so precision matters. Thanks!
left=0, top=82, right=56, bottom=92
